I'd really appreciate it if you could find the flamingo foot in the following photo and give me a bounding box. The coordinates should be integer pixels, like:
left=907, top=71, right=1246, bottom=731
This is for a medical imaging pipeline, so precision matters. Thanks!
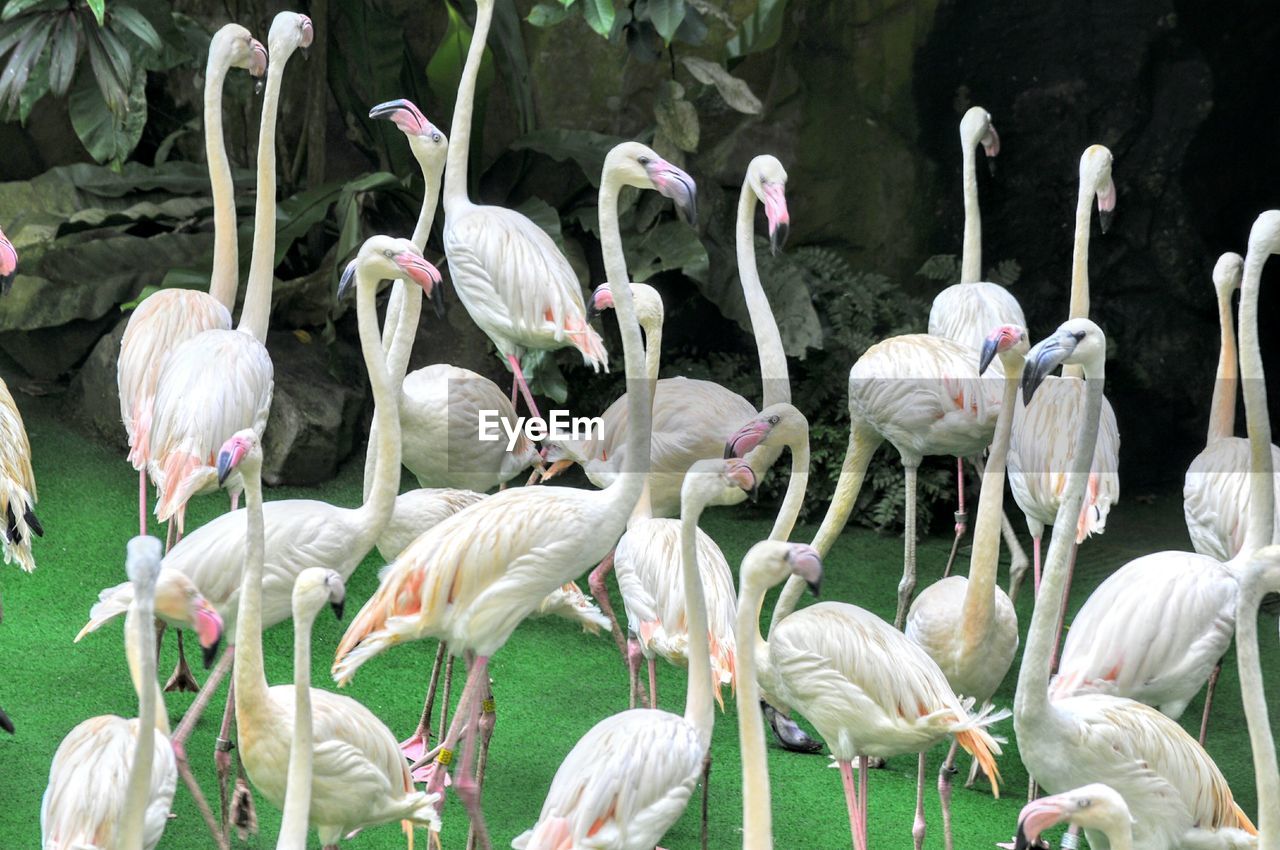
left=401, top=731, right=429, bottom=763
left=164, top=632, right=201, bottom=693
left=230, top=775, right=258, bottom=841
left=415, top=760, right=453, bottom=797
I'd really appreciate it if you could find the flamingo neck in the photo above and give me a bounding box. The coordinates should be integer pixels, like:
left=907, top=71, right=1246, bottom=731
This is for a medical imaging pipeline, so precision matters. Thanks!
left=961, top=356, right=1021, bottom=652
left=765, top=437, right=814, bottom=628
left=234, top=461, right=272, bottom=727
left=1238, top=247, right=1274, bottom=554
left=1064, top=185, right=1094, bottom=378
left=598, top=179, right=650, bottom=506
left=1237, top=565, right=1280, bottom=847
left=278, top=608, right=316, bottom=847
left=680, top=494, right=715, bottom=740
left=239, top=47, right=293, bottom=342
left=735, top=568, right=774, bottom=849
left=353, top=264, right=404, bottom=549
left=1207, top=285, right=1238, bottom=445
left=118, top=589, right=160, bottom=848
left=1015, top=361, right=1104, bottom=724
left=204, top=49, right=239, bottom=311
left=737, top=181, right=789, bottom=406
left=443, top=0, right=492, bottom=213
left=960, top=135, right=982, bottom=284
left=626, top=309, right=663, bottom=524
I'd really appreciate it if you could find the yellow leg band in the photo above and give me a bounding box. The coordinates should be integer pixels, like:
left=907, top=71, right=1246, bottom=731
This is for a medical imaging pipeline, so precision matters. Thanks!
left=481, top=697, right=496, bottom=714
left=436, top=748, right=453, bottom=766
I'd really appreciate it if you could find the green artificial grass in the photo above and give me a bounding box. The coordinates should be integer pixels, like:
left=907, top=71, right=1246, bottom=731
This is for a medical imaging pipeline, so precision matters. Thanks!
left=0, top=394, right=1275, bottom=849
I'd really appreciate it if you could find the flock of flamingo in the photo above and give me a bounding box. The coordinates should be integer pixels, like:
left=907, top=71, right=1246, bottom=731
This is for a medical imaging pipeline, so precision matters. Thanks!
left=0, top=3, right=1276, bottom=849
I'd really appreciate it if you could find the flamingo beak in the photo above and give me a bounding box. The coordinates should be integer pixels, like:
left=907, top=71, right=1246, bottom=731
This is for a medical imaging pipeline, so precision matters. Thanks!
left=248, top=39, right=268, bottom=78
left=0, top=706, right=11, bottom=735
left=395, top=251, right=443, bottom=298
left=298, top=15, right=314, bottom=55
left=369, top=98, right=428, bottom=136
left=727, top=461, right=758, bottom=502
left=0, top=232, right=17, bottom=296
left=330, top=597, right=345, bottom=621
left=216, top=440, right=248, bottom=486
left=1097, top=179, right=1116, bottom=234
left=647, top=159, right=698, bottom=227
left=1014, top=797, right=1069, bottom=849
left=762, top=182, right=789, bottom=255
left=979, top=334, right=1001, bottom=376
left=194, top=603, right=224, bottom=668
left=541, top=459, right=574, bottom=480
left=787, top=544, right=824, bottom=597
left=724, top=420, right=771, bottom=459
left=587, top=284, right=613, bottom=321
left=982, top=125, right=1000, bottom=176
left=336, top=258, right=358, bottom=301
left=1022, top=330, right=1082, bottom=404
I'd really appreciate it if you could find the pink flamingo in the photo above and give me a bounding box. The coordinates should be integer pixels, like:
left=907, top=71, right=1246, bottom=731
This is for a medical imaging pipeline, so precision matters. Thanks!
left=0, top=227, right=42, bottom=575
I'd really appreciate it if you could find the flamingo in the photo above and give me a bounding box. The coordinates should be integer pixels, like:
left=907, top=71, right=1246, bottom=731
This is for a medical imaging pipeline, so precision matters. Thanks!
left=1236, top=546, right=1280, bottom=847
left=1007, top=145, right=1121, bottom=607
left=734, top=541, right=825, bottom=850
left=41, top=536, right=176, bottom=850
left=332, top=142, right=695, bottom=847
left=441, top=0, right=607, bottom=419
left=0, top=228, right=41, bottom=575
left=1013, top=317, right=1257, bottom=850
left=1183, top=251, right=1280, bottom=561
left=1014, top=785, right=1136, bottom=850
left=145, top=12, right=312, bottom=534
left=78, top=235, right=441, bottom=818
left=117, top=24, right=266, bottom=537
left=216, top=430, right=440, bottom=848
left=905, top=323, right=1024, bottom=849
left=1050, top=211, right=1279, bottom=746
left=511, top=458, right=770, bottom=850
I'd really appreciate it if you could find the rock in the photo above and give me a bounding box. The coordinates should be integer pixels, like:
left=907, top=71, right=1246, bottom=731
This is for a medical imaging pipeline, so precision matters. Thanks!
left=0, top=313, right=119, bottom=381
left=65, top=317, right=128, bottom=453
left=261, top=329, right=368, bottom=487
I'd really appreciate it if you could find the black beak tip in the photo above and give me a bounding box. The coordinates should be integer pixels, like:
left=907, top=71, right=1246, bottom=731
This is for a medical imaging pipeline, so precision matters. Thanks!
left=978, top=341, right=998, bottom=377
left=807, top=579, right=821, bottom=598
left=1099, top=209, right=1113, bottom=234
left=749, top=484, right=759, bottom=504
left=201, top=637, right=220, bottom=670
left=331, top=600, right=345, bottom=621
left=0, top=708, right=12, bottom=735
left=987, top=158, right=997, bottom=178
left=431, top=284, right=446, bottom=319
left=770, top=222, right=789, bottom=256
left=723, top=442, right=735, bottom=460
left=0, top=273, right=13, bottom=296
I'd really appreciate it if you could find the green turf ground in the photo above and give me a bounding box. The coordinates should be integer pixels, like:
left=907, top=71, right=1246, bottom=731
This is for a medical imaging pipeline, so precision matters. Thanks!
left=0, top=394, right=1274, bottom=849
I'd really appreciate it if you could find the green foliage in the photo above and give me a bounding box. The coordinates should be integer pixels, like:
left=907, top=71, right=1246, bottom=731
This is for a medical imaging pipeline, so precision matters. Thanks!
left=918, top=253, right=1023, bottom=287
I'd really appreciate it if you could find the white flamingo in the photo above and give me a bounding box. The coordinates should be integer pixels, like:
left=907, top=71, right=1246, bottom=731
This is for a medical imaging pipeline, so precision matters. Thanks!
left=734, top=541, right=825, bottom=850
left=442, top=0, right=607, bottom=419
left=1013, top=317, right=1257, bottom=850
left=1007, top=145, right=1121, bottom=606
left=145, top=13, right=311, bottom=533
left=1184, top=251, right=1280, bottom=561
left=1236, top=546, right=1280, bottom=848
left=332, top=142, right=695, bottom=846
left=1014, top=784, right=1137, bottom=850
left=118, top=24, right=265, bottom=536
left=0, top=228, right=41, bottom=575
left=906, top=323, right=1024, bottom=848
left=217, top=429, right=440, bottom=848
left=511, top=459, right=772, bottom=850
left=1051, top=211, right=1279, bottom=746
left=41, top=537, right=176, bottom=850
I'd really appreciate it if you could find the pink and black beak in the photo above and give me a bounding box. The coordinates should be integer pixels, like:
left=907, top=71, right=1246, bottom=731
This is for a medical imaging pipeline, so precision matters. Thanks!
left=587, top=283, right=614, bottom=321
left=762, top=181, right=789, bottom=255
left=1014, top=797, right=1066, bottom=850
left=982, top=124, right=1000, bottom=176
left=395, top=250, right=444, bottom=315
left=726, top=459, right=759, bottom=503
left=979, top=324, right=1024, bottom=376
left=645, top=158, right=698, bottom=227
left=0, top=705, right=11, bottom=735
left=0, top=229, right=17, bottom=296
left=248, top=38, right=268, bottom=79
left=216, top=437, right=250, bottom=486
left=724, top=416, right=775, bottom=459
left=194, top=600, right=224, bottom=668
left=369, top=98, right=432, bottom=137
left=1023, top=327, right=1085, bottom=404
left=1097, top=178, right=1116, bottom=235
left=787, top=543, right=823, bottom=597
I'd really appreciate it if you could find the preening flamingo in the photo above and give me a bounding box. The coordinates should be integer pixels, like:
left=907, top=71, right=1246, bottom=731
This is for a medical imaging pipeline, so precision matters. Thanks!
left=217, top=430, right=440, bottom=848
left=1236, top=546, right=1280, bottom=848
left=1014, top=784, right=1136, bottom=850
left=1183, top=251, right=1280, bottom=561
left=441, top=0, right=606, bottom=418
left=117, top=24, right=266, bottom=537
left=333, top=142, right=695, bottom=846
left=1013, top=318, right=1257, bottom=850
left=0, top=228, right=41, bottom=574
left=42, top=536, right=176, bottom=850
left=734, top=541, right=825, bottom=850
left=1007, top=145, right=1121, bottom=606
left=511, top=459, right=771, bottom=850
left=145, top=12, right=312, bottom=533
left=906, top=324, right=1024, bottom=847
left=1051, top=211, right=1279, bottom=746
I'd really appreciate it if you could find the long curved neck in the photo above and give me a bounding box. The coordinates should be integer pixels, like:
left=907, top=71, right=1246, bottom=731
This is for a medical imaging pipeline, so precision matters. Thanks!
left=766, top=437, right=814, bottom=629
left=960, top=135, right=982, bottom=284
left=353, top=266, right=404, bottom=548
left=1064, top=185, right=1094, bottom=379
left=1101, top=818, right=1135, bottom=850
left=239, top=48, right=291, bottom=342
left=1016, top=362, right=1104, bottom=721
left=1237, top=569, right=1280, bottom=847
left=443, top=0, right=491, bottom=212
left=681, top=495, right=714, bottom=739
left=737, top=181, right=789, bottom=406
left=736, top=569, right=774, bottom=849
left=961, top=359, right=1019, bottom=653
left=1238, top=247, right=1274, bottom=554
left=277, top=610, right=315, bottom=849
left=234, top=462, right=272, bottom=724
left=1207, top=285, right=1238, bottom=445
left=204, top=50, right=239, bottom=311
left=599, top=179, right=650, bottom=506
left=118, top=589, right=159, bottom=849
left=628, top=314, right=664, bottom=523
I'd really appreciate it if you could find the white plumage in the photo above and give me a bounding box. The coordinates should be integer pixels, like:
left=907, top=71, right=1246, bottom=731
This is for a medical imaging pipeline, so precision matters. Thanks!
left=0, top=377, right=40, bottom=573
left=1185, top=439, right=1280, bottom=561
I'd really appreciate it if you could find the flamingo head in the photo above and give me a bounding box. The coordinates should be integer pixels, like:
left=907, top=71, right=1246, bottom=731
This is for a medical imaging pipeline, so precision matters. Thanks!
left=961, top=106, right=999, bottom=174
left=535, top=441, right=580, bottom=483
left=1212, top=252, right=1244, bottom=298
left=1080, top=145, right=1115, bottom=233
left=786, top=543, right=823, bottom=597
left=979, top=324, right=1028, bottom=375
left=586, top=281, right=663, bottom=330
left=1247, top=209, right=1280, bottom=258
left=747, top=155, right=790, bottom=255
left=338, top=236, right=444, bottom=308
left=154, top=571, right=225, bottom=668
left=293, top=568, right=346, bottom=622
left=1015, top=785, right=1131, bottom=849
left=216, top=429, right=261, bottom=485
left=268, top=12, right=312, bottom=63
left=0, top=226, right=17, bottom=295
left=214, top=24, right=267, bottom=79
left=125, top=536, right=163, bottom=591
left=370, top=98, right=447, bottom=169
left=587, top=283, right=613, bottom=321
left=724, top=403, right=806, bottom=459
left=607, top=142, right=698, bottom=226
left=1022, top=318, right=1106, bottom=404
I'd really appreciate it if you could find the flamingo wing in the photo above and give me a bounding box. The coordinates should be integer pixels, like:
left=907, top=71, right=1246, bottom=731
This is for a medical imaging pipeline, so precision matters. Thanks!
left=0, top=378, right=38, bottom=572
left=1183, top=437, right=1280, bottom=560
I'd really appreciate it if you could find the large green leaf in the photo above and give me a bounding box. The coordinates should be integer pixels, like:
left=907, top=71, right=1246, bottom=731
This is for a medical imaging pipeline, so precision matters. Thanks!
left=427, top=0, right=494, bottom=122
left=637, top=0, right=684, bottom=43
left=107, top=6, right=160, bottom=52
left=580, top=0, right=616, bottom=37
left=653, top=80, right=698, bottom=152
left=490, top=0, right=535, bottom=134
left=0, top=14, right=54, bottom=114
left=51, top=160, right=248, bottom=198
left=622, top=219, right=708, bottom=283
left=527, top=3, right=572, bottom=26
left=680, top=55, right=761, bottom=113
left=726, top=0, right=787, bottom=59
left=68, top=65, right=146, bottom=166
left=511, top=128, right=626, bottom=187
left=46, top=11, right=78, bottom=96
left=86, top=0, right=105, bottom=26
left=327, top=0, right=411, bottom=169
left=64, top=196, right=208, bottom=230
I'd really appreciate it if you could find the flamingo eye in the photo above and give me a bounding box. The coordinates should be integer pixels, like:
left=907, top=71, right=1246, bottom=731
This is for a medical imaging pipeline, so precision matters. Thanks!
left=384, top=249, right=394, bottom=259
left=432, top=132, right=442, bottom=143
left=1078, top=798, right=1091, bottom=809
left=769, top=415, right=780, bottom=425
left=637, top=155, right=650, bottom=166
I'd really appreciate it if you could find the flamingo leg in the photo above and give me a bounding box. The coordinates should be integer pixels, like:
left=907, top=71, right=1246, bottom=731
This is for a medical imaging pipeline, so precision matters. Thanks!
left=700, top=751, right=711, bottom=850
left=999, top=509, right=1030, bottom=589
left=1049, top=540, right=1079, bottom=672
left=938, top=740, right=959, bottom=850
left=626, top=638, right=643, bottom=709
left=154, top=621, right=167, bottom=664
left=402, top=641, right=448, bottom=762
left=1198, top=662, right=1222, bottom=746
left=139, top=469, right=148, bottom=536
left=859, top=756, right=868, bottom=850
left=895, top=461, right=920, bottom=630
left=647, top=657, right=659, bottom=710
left=506, top=354, right=542, bottom=421
left=438, top=652, right=455, bottom=744
left=1061, top=825, right=1081, bottom=849
left=214, top=677, right=238, bottom=838
left=587, top=550, right=628, bottom=667
left=417, top=654, right=488, bottom=800
left=172, top=739, right=230, bottom=850
left=229, top=490, right=240, bottom=512
left=453, top=656, right=493, bottom=850
left=164, top=629, right=201, bottom=693
left=465, top=685, right=498, bottom=850
left=913, top=752, right=927, bottom=850
left=943, top=458, right=968, bottom=578
left=838, top=759, right=865, bottom=850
